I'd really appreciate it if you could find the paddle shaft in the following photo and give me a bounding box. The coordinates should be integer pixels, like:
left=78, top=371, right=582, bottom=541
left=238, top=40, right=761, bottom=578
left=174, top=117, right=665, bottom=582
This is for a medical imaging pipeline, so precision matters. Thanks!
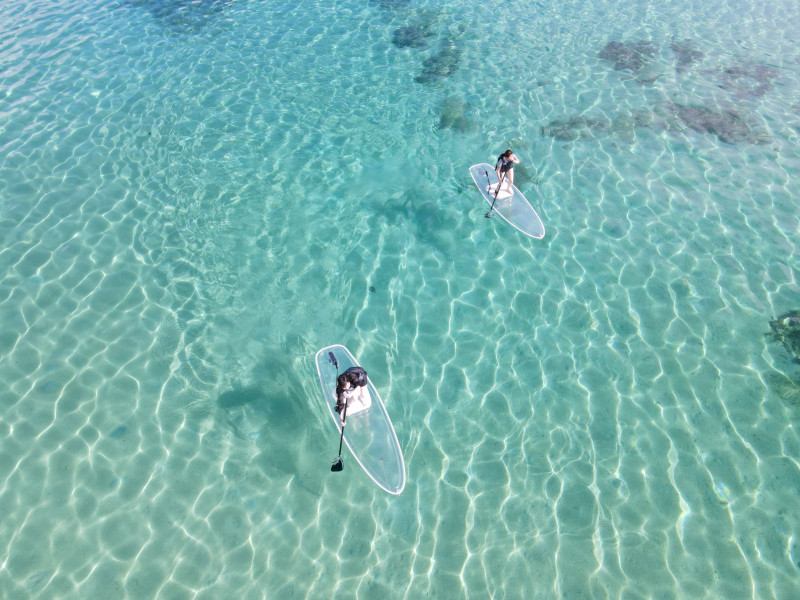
left=336, top=400, right=349, bottom=457
left=486, top=169, right=506, bottom=216
left=329, top=351, right=347, bottom=471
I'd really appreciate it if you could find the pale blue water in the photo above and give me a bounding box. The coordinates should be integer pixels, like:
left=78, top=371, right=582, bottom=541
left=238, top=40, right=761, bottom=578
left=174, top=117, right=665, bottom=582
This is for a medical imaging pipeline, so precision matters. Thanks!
left=1, top=0, right=800, bottom=597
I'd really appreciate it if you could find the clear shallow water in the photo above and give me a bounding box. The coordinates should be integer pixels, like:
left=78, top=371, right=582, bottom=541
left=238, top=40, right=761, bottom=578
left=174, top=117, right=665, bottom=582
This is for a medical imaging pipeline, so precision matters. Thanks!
left=1, top=0, right=799, bottom=597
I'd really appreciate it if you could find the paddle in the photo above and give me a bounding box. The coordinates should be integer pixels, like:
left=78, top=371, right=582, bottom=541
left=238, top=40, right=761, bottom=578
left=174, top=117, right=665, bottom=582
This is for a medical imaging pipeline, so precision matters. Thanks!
left=484, top=169, right=506, bottom=218
left=331, top=401, right=349, bottom=472
left=329, top=351, right=348, bottom=472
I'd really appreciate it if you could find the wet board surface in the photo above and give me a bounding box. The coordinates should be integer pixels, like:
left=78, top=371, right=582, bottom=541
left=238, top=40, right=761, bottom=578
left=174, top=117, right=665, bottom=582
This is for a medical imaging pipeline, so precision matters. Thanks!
left=486, top=180, right=513, bottom=199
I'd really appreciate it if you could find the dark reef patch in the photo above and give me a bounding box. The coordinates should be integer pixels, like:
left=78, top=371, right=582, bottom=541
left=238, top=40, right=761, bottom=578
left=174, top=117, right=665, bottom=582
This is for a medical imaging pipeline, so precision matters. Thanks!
left=436, top=96, right=477, bottom=133
left=588, top=40, right=781, bottom=144
left=668, top=102, right=768, bottom=144
left=539, top=109, right=671, bottom=143
left=392, top=23, right=434, bottom=48
left=415, top=40, right=461, bottom=84
left=715, top=60, right=780, bottom=99
left=671, top=40, right=704, bottom=70
left=124, top=0, right=233, bottom=32
left=768, top=310, right=800, bottom=364
left=540, top=104, right=768, bottom=145
left=218, top=386, right=264, bottom=409
left=609, top=110, right=660, bottom=142
left=540, top=115, right=609, bottom=141
left=371, top=0, right=412, bottom=8
left=598, top=40, right=658, bottom=73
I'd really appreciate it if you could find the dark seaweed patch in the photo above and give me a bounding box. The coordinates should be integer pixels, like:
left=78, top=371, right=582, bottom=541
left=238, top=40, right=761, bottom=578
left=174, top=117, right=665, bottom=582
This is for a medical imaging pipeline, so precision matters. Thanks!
left=392, top=24, right=434, bottom=49
left=218, top=386, right=264, bottom=409
left=540, top=115, right=611, bottom=141
left=598, top=40, right=657, bottom=73
left=540, top=109, right=665, bottom=143
left=768, top=310, right=800, bottom=364
left=716, top=60, right=780, bottom=99
left=671, top=40, right=704, bottom=70
left=668, top=103, right=768, bottom=144
left=541, top=103, right=768, bottom=145
left=124, top=0, right=234, bottom=32
left=371, top=0, right=412, bottom=8
left=436, top=97, right=477, bottom=133
left=415, top=40, right=461, bottom=84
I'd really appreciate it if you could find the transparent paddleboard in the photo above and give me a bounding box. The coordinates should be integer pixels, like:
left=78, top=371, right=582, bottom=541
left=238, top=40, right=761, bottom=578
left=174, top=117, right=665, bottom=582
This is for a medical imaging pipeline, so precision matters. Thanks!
left=315, top=345, right=406, bottom=495
left=469, top=163, right=546, bottom=239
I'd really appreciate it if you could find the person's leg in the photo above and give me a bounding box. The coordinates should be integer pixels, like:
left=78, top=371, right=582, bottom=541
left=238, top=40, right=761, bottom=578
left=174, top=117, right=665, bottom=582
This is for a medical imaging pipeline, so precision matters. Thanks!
left=507, top=167, right=514, bottom=188
left=356, top=385, right=371, bottom=408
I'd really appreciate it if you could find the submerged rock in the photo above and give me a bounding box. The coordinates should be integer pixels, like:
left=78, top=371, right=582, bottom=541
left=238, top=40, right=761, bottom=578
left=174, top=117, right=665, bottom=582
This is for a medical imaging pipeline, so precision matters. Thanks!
left=436, top=96, right=477, bottom=133
left=598, top=40, right=657, bottom=73
left=371, top=0, right=411, bottom=8
left=671, top=39, right=704, bottom=70
left=541, top=109, right=663, bottom=143
left=768, top=310, right=800, bottom=363
left=124, top=0, right=233, bottom=32
left=716, top=60, right=779, bottom=99
left=392, top=24, right=433, bottom=48
left=611, top=114, right=637, bottom=143
left=218, top=386, right=264, bottom=409
left=540, top=115, right=610, bottom=141
left=415, top=40, right=461, bottom=84
left=668, top=102, right=768, bottom=144
left=631, top=109, right=657, bottom=128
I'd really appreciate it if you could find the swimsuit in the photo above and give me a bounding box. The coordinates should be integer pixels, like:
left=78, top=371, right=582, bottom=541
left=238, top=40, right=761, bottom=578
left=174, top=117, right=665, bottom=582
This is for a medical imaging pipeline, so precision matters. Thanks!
left=496, top=156, right=514, bottom=173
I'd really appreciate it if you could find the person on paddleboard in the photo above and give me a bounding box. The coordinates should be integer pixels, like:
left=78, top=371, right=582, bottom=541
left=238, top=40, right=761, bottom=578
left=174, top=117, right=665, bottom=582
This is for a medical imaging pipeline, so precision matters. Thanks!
left=495, top=149, right=519, bottom=190
left=335, top=366, right=371, bottom=425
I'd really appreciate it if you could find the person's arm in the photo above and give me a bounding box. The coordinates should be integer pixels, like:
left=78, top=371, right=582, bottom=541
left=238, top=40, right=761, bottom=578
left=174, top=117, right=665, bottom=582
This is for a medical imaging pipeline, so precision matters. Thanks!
left=337, top=391, right=347, bottom=424
left=511, top=152, right=520, bottom=164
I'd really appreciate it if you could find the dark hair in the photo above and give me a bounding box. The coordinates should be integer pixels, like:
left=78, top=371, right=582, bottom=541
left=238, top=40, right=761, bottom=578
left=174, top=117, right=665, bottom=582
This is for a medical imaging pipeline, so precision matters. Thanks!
left=336, top=367, right=367, bottom=406
left=503, top=149, right=514, bottom=158
left=336, top=373, right=350, bottom=391
left=336, top=368, right=366, bottom=395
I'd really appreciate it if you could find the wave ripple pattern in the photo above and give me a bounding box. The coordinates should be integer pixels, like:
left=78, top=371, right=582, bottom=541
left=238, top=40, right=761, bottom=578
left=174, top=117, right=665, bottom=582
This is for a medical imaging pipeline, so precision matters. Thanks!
left=1, top=0, right=800, bottom=599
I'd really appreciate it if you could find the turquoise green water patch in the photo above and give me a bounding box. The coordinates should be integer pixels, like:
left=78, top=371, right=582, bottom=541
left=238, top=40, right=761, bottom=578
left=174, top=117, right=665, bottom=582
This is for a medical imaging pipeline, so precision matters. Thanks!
left=1, top=0, right=800, bottom=598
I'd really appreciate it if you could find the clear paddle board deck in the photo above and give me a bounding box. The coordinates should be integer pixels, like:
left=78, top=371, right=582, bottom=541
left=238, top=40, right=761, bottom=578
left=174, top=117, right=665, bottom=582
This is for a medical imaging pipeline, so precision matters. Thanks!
left=469, top=163, right=546, bottom=239
left=315, top=345, right=406, bottom=495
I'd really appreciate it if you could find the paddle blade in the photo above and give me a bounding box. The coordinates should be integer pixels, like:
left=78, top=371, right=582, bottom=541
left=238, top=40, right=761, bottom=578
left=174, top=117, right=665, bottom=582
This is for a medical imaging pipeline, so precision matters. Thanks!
left=331, top=457, right=343, bottom=472
left=328, top=351, right=338, bottom=369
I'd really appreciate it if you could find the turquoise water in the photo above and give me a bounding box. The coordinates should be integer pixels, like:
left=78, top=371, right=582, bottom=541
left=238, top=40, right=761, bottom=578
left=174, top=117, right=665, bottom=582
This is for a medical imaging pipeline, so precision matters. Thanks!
left=1, top=0, right=800, bottom=597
